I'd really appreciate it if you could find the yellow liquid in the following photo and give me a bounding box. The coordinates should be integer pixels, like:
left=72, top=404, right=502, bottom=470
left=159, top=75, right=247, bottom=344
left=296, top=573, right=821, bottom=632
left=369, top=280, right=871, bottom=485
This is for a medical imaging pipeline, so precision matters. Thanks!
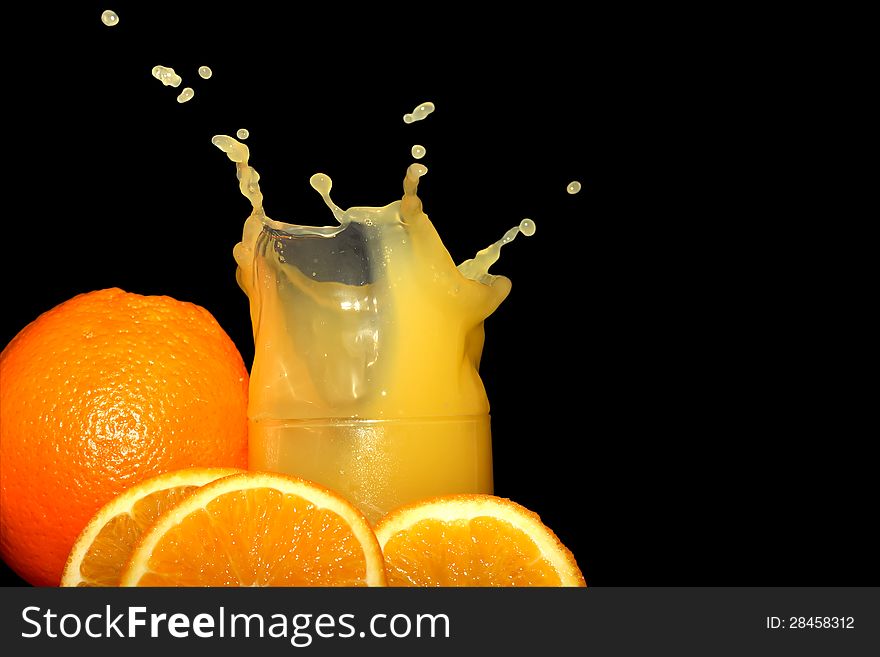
left=249, top=417, right=492, bottom=524
left=213, top=135, right=532, bottom=523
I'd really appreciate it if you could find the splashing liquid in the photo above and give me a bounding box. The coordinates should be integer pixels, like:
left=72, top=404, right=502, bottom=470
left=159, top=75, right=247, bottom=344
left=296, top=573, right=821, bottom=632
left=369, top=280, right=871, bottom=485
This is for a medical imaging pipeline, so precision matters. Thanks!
left=176, top=87, right=194, bottom=103
left=198, top=65, right=213, bottom=79
left=213, top=136, right=531, bottom=522
left=458, top=219, right=536, bottom=284
left=411, top=144, right=426, bottom=159
left=236, top=128, right=249, bottom=140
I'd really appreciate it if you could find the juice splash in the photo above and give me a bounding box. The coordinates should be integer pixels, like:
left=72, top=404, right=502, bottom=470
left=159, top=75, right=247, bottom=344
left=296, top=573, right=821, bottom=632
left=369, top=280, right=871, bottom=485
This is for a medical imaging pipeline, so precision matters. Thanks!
left=213, top=135, right=532, bottom=522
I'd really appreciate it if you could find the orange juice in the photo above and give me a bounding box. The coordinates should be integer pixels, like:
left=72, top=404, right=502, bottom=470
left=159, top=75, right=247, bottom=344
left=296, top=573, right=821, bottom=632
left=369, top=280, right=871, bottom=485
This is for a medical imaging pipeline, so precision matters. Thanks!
left=249, top=417, right=492, bottom=523
left=214, top=135, right=533, bottom=523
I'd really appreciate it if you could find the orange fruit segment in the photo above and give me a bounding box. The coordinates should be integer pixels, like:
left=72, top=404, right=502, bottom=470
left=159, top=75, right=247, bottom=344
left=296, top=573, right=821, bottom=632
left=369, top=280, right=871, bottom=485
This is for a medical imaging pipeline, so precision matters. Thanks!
left=119, top=472, right=386, bottom=587
left=374, top=494, right=586, bottom=587
left=61, top=467, right=242, bottom=587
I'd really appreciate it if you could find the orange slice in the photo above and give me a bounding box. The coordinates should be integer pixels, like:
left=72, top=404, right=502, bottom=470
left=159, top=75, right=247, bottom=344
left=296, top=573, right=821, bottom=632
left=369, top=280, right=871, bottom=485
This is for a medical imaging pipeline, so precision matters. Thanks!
left=374, top=494, right=586, bottom=587
left=61, top=467, right=242, bottom=587
left=119, top=472, right=386, bottom=587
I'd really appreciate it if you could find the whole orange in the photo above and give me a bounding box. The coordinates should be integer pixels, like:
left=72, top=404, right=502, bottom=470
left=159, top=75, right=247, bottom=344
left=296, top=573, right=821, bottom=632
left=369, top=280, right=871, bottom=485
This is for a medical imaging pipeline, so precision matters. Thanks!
left=0, top=288, right=249, bottom=586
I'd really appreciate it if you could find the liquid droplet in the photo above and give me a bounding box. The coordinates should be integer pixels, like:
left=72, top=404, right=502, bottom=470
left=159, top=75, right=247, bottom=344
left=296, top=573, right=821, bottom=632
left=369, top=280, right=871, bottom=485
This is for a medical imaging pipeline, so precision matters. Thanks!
left=198, top=65, right=213, bottom=79
left=309, top=173, right=332, bottom=197
left=100, top=10, right=119, bottom=27
left=236, top=128, right=250, bottom=140
left=151, top=65, right=182, bottom=88
left=411, top=144, right=426, bottom=159
left=567, top=180, right=582, bottom=195
left=403, top=101, right=435, bottom=124
left=176, top=87, right=194, bottom=103
left=519, top=218, right=536, bottom=236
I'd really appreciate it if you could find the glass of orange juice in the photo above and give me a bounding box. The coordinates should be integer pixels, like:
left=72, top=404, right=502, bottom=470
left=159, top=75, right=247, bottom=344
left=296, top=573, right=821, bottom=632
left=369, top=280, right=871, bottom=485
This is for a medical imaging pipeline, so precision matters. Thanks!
left=216, top=137, right=523, bottom=524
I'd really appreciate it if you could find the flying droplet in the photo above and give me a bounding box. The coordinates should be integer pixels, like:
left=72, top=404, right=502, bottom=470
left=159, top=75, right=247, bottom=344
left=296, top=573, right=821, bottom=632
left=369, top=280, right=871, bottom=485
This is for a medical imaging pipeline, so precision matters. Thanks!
left=152, top=65, right=182, bottom=88
left=519, top=218, right=536, bottom=236
left=176, top=87, right=194, bottom=103
left=236, top=128, right=250, bottom=140
left=100, top=10, right=119, bottom=27
left=403, top=101, right=435, bottom=124
left=411, top=144, right=426, bottom=159
left=567, top=180, right=582, bottom=195
left=198, top=66, right=213, bottom=79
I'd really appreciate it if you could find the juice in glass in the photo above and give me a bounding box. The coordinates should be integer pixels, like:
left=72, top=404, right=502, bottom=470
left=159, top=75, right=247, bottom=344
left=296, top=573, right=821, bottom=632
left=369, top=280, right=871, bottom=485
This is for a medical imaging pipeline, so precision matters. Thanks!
left=215, top=136, right=532, bottom=524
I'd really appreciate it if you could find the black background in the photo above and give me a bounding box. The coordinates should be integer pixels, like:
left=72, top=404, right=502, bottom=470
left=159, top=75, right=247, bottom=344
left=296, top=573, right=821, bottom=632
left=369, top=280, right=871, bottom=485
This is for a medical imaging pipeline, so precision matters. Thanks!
left=0, top=3, right=873, bottom=586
